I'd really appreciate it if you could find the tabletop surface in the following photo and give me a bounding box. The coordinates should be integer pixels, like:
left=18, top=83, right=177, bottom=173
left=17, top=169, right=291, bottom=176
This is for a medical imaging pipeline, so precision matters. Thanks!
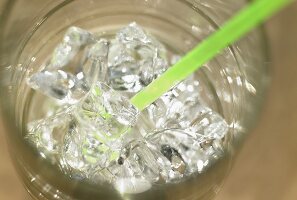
left=0, top=2, right=297, bottom=200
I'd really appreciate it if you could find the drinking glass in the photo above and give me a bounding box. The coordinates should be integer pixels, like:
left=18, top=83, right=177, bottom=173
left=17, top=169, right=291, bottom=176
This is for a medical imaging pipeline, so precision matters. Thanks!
left=0, top=0, right=269, bottom=199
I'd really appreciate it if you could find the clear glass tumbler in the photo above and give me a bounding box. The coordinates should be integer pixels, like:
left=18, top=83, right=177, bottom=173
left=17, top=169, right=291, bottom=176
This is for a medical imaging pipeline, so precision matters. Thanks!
left=0, top=0, right=269, bottom=199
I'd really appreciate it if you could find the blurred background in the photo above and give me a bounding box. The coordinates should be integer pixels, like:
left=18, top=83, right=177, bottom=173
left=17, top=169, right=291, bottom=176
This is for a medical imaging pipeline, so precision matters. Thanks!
left=0, top=1, right=297, bottom=200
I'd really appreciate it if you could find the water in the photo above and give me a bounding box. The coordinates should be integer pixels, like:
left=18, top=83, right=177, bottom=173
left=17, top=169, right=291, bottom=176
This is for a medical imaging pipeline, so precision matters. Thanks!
left=25, top=23, right=229, bottom=194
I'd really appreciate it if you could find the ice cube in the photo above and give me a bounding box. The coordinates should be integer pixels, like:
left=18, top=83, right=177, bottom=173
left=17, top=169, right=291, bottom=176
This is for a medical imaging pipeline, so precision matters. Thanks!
left=144, top=75, right=206, bottom=131
left=63, top=26, right=93, bottom=47
left=116, top=22, right=151, bottom=45
left=87, top=39, right=109, bottom=60
left=159, top=78, right=229, bottom=141
left=144, top=95, right=185, bottom=131
left=108, top=39, right=135, bottom=67
left=27, top=70, right=89, bottom=104
left=107, top=22, right=168, bottom=93
left=188, top=110, right=229, bottom=140
left=50, top=43, right=77, bottom=69
left=146, top=128, right=224, bottom=178
left=148, top=91, right=229, bottom=142
left=60, top=121, right=85, bottom=173
left=50, top=27, right=93, bottom=69
left=26, top=110, right=71, bottom=160
left=139, top=51, right=168, bottom=86
left=118, top=140, right=160, bottom=182
left=82, top=39, right=109, bottom=84
left=97, top=140, right=160, bottom=193
left=61, top=121, right=114, bottom=178
left=116, top=22, right=166, bottom=53
left=107, top=39, right=142, bottom=93
left=28, top=27, right=110, bottom=104
left=74, top=82, right=139, bottom=149
left=108, top=62, right=142, bottom=93
left=145, top=129, right=193, bottom=180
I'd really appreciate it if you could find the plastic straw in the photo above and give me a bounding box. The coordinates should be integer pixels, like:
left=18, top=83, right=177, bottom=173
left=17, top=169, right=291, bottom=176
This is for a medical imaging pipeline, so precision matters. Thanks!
left=130, top=0, right=294, bottom=111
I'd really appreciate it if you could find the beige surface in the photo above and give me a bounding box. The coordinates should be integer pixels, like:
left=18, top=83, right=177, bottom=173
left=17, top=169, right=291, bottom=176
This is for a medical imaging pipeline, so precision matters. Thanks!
left=1, top=2, right=297, bottom=200
left=0, top=120, right=28, bottom=199
left=217, top=3, right=297, bottom=200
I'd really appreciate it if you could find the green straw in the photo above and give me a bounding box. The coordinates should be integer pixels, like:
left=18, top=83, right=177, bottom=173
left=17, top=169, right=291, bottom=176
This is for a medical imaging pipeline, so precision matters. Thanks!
left=130, top=0, right=294, bottom=111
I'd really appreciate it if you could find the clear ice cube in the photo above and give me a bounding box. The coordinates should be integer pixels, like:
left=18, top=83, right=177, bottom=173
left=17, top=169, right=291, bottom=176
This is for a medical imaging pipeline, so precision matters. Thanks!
left=107, top=22, right=168, bottom=92
left=60, top=122, right=85, bottom=173
left=99, top=140, right=159, bottom=193
left=50, top=27, right=93, bottom=69
left=108, top=39, right=135, bottom=67
left=74, top=82, right=139, bottom=149
left=63, top=82, right=138, bottom=182
left=50, top=43, right=77, bottom=69
left=188, top=109, right=229, bottom=140
left=28, top=27, right=110, bottom=104
left=143, top=75, right=229, bottom=174
left=26, top=110, right=71, bottom=161
left=27, top=70, right=89, bottom=104
left=60, top=121, right=114, bottom=179
left=116, top=22, right=152, bottom=45
left=63, top=26, right=93, bottom=47
left=146, top=129, right=194, bottom=181
left=146, top=128, right=226, bottom=177
left=107, top=39, right=142, bottom=93
left=118, top=140, right=160, bottom=181
left=82, top=39, right=109, bottom=83
left=160, top=79, right=229, bottom=141
left=144, top=75, right=207, bottom=131
left=139, top=51, right=168, bottom=86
